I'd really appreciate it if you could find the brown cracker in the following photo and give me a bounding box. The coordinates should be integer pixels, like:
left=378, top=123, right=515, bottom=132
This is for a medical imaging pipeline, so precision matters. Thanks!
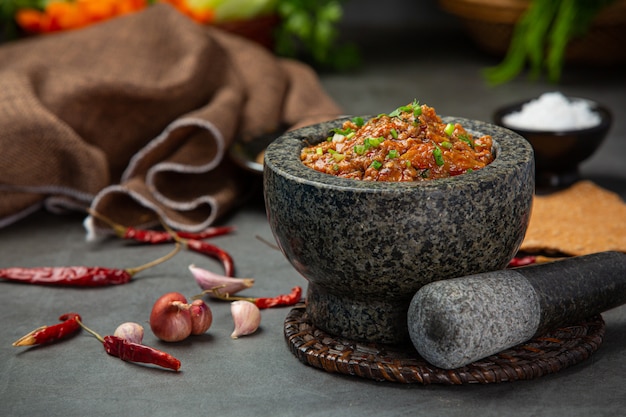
left=520, top=181, right=626, bottom=256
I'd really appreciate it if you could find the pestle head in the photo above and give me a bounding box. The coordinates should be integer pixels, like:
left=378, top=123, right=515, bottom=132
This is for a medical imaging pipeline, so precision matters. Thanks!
left=408, top=270, right=541, bottom=369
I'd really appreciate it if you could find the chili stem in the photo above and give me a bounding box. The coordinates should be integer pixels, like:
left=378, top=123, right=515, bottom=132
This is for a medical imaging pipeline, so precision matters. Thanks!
left=75, top=318, right=105, bottom=343
left=86, top=208, right=128, bottom=236
left=125, top=243, right=181, bottom=276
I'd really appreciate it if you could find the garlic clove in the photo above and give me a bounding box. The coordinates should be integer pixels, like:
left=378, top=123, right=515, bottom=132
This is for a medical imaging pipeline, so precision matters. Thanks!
left=189, top=264, right=254, bottom=296
left=113, top=322, right=144, bottom=344
left=230, top=300, right=261, bottom=339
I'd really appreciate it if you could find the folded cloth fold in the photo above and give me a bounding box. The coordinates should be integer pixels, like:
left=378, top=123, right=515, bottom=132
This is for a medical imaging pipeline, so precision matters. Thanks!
left=0, top=4, right=342, bottom=233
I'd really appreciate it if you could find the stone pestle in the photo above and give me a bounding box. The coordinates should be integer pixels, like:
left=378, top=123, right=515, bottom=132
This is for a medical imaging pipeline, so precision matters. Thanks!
left=408, top=251, right=626, bottom=369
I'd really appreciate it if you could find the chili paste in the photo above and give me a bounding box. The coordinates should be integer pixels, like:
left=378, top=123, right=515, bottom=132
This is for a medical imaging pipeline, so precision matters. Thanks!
left=300, top=101, right=494, bottom=181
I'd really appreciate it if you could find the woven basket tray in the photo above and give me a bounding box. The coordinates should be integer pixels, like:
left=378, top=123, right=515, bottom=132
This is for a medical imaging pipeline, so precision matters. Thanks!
left=438, top=0, right=626, bottom=64
left=284, top=306, right=605, bottom=385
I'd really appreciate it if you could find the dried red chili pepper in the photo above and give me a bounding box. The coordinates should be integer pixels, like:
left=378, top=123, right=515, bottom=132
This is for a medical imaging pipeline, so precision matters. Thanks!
left=254, top=286, right=303, bottom=309
left=77, top=319, right=181, bottom=371
left=507, top=256, right=537, bottom=268
left=88, top=210, right=235, bottom=276
left=507, top=255, right=561, bottom=268
left=0, top=244, right=180, bottom=287
left=183, top=238, right=235, bottom=277
left=209, top=286, right=303, bottom=309
left=88, top=209, right=235, bottom=244
left=12, top=313, right=82, bottom=347
left=103, top=335, right=181, bottom=371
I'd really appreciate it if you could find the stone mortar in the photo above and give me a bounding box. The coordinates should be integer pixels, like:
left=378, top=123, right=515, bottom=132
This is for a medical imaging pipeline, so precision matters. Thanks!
left=264, top=116, right=534, bottom=344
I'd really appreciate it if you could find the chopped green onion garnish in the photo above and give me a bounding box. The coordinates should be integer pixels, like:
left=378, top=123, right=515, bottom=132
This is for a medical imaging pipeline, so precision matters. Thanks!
left=333, top=153, right=345, bottom=162
left=351, top=116, right=364, bottom=127
left=370, top=160, right=383, bottom=170
left=390, top=128, right=398, bottom=139
left=316, top=148, right=323, bottom=155
left=444, top=123, right=455, bottom=136
left=331, top=127, right=354, bottom=136
left=354, top=144, right=366, bottom=155
left=405, top=160, right=411, bottom=168
left=364, top=137, right=383, bottom=148
left=387, top=149, right=399, bottom=159
left=413, top=105, right=422, bottom=117
left=333, top=164, right=339, bottom=171
left=433, top=146, right=444, bottom=166
left=458, top=134, right=474, bottom=149
left=441, top=141, right=452, bottom=149
left=346, top=131, right=356, bottom=139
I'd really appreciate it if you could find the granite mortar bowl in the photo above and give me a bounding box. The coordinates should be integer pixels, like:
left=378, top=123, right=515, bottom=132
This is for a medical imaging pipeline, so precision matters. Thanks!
left=263, top=116, right=535, bottom=344
left=493, top=97, right=612, bottom=188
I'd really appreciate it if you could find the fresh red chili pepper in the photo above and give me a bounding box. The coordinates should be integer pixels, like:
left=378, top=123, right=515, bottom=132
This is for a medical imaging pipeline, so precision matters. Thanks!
left=103, top=335, right=181, bottom=371
left=12, top=313, right=82, bottom=347
left=0, top=244, right=180, bottom=287
left=253, top=286, right=303, bottom=309
left=184, top=239, right=235, bottom=277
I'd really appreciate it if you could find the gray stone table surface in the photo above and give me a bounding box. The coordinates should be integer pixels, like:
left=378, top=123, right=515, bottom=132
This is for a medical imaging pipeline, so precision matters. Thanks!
left=1, top=27, right=625, bottom=417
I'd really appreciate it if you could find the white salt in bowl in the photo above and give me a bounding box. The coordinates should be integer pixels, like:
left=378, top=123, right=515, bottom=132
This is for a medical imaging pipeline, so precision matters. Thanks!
left=494, top=94, right=612, bottom=188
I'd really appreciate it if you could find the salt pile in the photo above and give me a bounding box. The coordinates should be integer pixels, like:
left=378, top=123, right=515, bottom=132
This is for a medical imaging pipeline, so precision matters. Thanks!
left=502, top=92, right=601, bottom=131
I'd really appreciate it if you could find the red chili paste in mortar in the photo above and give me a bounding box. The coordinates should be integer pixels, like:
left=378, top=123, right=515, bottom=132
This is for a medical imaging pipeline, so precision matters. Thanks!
left=300, top=101, right=494, bottom=181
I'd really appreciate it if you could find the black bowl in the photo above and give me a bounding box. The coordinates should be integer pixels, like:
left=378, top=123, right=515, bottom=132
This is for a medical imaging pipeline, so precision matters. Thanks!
left=494, top=97, right=612, bottom=188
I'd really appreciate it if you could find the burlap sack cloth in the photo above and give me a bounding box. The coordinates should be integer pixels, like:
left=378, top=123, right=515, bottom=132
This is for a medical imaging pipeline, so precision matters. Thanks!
left=0, top=4, right=342, bottom=234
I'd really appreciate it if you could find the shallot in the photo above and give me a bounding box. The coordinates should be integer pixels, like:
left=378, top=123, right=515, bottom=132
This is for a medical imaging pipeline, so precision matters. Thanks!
left=150, top=292, right=212, bottom=342
left=189, top=299, right=213, bottom=335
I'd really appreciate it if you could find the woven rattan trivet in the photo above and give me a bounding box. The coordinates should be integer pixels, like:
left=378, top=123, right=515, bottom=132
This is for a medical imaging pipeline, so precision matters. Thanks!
left=284, top=306, right=605, bottom=385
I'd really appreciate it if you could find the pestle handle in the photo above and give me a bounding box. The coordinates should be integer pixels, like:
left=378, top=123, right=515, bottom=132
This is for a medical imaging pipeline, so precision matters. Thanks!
left=408, top=251, right=626, bottom=370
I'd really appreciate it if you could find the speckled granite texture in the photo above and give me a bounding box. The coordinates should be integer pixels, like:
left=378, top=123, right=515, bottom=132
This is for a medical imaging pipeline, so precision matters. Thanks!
left=408, top=270, right=542, bottom=369
left=518, top=251, right=626, bottom=335
left=264, top=116, right=534, bottom=344
left=407, top=251, right=626, bottom=369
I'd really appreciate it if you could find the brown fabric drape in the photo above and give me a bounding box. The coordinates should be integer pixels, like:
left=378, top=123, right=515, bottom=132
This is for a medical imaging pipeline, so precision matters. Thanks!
left=0, top=4, right=342, bottom=233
